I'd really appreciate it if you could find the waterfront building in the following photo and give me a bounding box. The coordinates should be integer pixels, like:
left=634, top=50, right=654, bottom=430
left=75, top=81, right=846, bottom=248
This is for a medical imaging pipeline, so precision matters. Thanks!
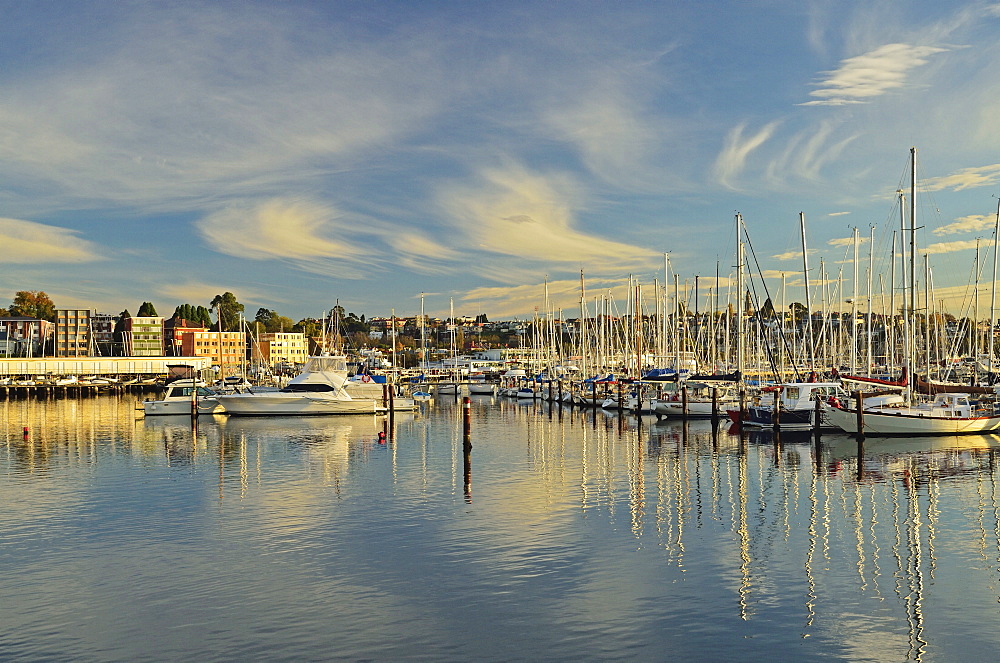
left=123, top=316, right=165, bottom=356
left=90, top=312, right=116, bottom=356
left=164, top=318, right=208, bottom=356
left=0, top=317, right=52, bottom=357
left=259, top=332, right=307, bottom=366
left=180, top=330, right=247, bottom=376
left=54, top=308, right=91, bottom=357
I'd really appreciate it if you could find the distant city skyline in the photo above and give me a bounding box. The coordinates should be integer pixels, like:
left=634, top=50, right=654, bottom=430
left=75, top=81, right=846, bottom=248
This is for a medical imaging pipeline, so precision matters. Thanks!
left=3, top=2, right=1000, bottom=322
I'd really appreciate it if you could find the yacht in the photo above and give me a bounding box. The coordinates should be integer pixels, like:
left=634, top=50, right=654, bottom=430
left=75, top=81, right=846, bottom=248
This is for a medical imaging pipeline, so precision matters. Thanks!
left=142, top=379, right=223, bottom=416
left=216, top=356, right=383, bottom=415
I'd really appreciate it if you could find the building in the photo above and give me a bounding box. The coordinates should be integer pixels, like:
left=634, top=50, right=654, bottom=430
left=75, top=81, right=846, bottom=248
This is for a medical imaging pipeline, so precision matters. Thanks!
left=180, top=330, right=247, bottom=377
left=55, top=308, right=91, bottom=357
left=0, top=317, right=52, bottom=357
left=259, top=332, right=308, bottom=366
left=91, top=312, right=116, bottom=356
left=163, top=318, right=208, bottom=356
left=123, top=316, right=165, bottom=356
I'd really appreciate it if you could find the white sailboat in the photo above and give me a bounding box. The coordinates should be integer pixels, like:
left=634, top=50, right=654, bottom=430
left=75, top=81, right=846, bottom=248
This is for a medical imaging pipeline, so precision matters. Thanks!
left=825, top=148, right=1000, bottom=436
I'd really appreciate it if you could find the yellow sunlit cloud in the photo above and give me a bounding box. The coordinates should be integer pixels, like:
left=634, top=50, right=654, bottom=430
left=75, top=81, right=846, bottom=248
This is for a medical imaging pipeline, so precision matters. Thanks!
left=438, top=164, right=659, bottom=270
left=0, top=217, right=102, bottom=263
left=922, top=239, right=980, bottom=255
left=923, top=165, right=1000, bottom=192
left=197, top=198, right=356, bottom=261
left=932, top=214, right=994, bottom=235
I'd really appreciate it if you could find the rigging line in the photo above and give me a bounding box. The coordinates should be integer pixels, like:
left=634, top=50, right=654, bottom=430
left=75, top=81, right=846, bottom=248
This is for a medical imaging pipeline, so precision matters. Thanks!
left=741, top=226, right=804, bottom=381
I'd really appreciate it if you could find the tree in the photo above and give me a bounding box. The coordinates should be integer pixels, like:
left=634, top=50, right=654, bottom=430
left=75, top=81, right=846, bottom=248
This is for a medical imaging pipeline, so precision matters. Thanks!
left=0, top=307, right=8, bottom=317
left=209, top=292, right=244, bottom=331
left=293, top=318, right=321, bottom=339
left=137, top=301, right=158, bottom=317
left=113, top=310, right=131, bottom=335
left=10, top=290, right=56, bottom=321
left=255, top=308, right=275, bottom=326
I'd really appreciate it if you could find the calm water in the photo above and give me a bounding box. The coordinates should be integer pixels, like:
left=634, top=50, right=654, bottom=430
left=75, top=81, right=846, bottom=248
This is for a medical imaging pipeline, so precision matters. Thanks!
left=3, top=394, right=1000, bottom=661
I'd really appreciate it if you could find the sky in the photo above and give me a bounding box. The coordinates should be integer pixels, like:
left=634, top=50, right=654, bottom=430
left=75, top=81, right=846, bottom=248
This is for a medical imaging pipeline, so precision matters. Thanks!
left=3, top=0, right=1000, bottom=322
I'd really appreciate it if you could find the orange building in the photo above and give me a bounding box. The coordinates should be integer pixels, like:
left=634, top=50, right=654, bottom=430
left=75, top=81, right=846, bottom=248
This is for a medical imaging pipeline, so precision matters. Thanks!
left=180, top=330, right=246, bottom=376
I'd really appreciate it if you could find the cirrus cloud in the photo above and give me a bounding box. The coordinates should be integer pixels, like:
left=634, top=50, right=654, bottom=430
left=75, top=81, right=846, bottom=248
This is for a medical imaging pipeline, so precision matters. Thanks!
left=196, top=198, right=359, bottom=264
left=802, top=43, right=949, bottom=106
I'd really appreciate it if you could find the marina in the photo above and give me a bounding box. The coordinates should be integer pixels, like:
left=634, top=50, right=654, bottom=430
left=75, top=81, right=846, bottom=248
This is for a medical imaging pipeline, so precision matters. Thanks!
left=3, top=392, right=1000, bottom=660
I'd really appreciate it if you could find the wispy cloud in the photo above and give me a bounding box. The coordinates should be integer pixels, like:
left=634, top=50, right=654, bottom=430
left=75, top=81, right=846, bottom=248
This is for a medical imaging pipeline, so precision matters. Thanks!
left=933, top=213, right=995, bottom=235
left=828, top=236, right=869, bottom=247
left=923, top=164, right=1000, bottom=191
left=714, top=121, right=780, bottom=190
left=771, top=249, right=820, bottom=260
left=437, top=163, right=660, bottom=271
left=462, top=277, right=631, bottom=319
left=198, top=199, right=354, bottom=260
left=922, top=239, right=981, bottom=255
left=802, top=43, right=949, bottom=106
left=829, top=211, right=851, bottom=217
left=0, top=217, right=102, bottom=263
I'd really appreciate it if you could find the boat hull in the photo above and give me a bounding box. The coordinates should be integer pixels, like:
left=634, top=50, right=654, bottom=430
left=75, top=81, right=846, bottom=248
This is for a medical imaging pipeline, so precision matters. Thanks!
left=824, top=403, right=1000, bottom=436
left=217, top=393, right=381, bottom=415
left=143, top=399, right=222, bottom=415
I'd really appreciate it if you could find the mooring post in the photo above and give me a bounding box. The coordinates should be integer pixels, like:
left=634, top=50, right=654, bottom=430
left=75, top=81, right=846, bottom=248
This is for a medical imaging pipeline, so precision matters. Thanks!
left=855, top=391, right=865, bottom=441
left=617, top=382, right=624, bottom=412
left=712, top=386, right=719, bottom=422
left=813, top=396, right=822, bottom=441
left=772, top=390, right=781, bottom=432
left=681, top=385, right=689, bottom=420
left=462, top=396, right=472, bottom=448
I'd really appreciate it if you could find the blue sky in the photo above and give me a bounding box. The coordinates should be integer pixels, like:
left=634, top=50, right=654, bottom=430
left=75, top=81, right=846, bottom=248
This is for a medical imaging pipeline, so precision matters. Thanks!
left=3, top=1, right=1000, bottom=322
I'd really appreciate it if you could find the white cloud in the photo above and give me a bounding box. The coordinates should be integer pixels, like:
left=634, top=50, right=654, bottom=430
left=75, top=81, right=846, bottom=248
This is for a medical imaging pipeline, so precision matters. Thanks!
left=828, top=236, right=869, bottom=247
left=437, top=163, right=660, bottom=270
left=197, top=199, right=354, bottom=261
left=922, top=239, right=980, bottom=255
left=714, top=122, right=780, bottom=189
left=923, top=164, right=1000, bottom=192
left=828, top=211, right=851, bottom=217
left=933, top=214, right=995, bottom=235
left=0, top=217, right=102, bottom=263
left=802, top=43, right=949, bottom=106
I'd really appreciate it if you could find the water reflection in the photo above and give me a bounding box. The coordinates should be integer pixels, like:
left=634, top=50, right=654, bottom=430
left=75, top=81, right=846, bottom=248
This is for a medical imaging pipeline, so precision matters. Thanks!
left=3, top=396, right=1000, bottom=660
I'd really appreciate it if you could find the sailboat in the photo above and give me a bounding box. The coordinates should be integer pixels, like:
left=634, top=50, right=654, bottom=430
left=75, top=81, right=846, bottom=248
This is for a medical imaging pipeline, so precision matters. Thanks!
left=824, top=148, right=1000, bottom=436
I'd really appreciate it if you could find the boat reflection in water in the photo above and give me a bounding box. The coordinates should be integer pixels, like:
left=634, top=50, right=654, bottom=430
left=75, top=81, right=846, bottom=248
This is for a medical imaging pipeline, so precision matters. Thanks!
left=5, top=396, right=1000, bottom=660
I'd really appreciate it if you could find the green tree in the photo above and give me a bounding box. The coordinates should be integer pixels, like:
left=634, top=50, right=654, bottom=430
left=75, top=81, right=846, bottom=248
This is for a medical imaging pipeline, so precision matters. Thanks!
left=0, top=307, right=8, bottom=317
left=209, top=292, right=244, bottom=331
left=255, top=308, right=275, bottom=327
left=10, top=290, right=56, bottom=321
left=294, top=318, right=321, bottom=339
left=268, top=315, right=295, bottom=333
left=759, top=298, right=775, bottom=319
left=137, top=301, right=158, bottom=316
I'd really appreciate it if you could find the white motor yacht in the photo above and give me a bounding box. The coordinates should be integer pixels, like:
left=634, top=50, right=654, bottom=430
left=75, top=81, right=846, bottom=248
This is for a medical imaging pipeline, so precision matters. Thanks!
left=216, top=356, right=383, bottom=415
left=143, top=379, right=223, bottom=416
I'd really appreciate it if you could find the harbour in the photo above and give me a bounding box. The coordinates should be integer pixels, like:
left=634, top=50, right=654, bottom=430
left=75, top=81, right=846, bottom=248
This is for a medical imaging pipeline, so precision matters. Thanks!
left=3, top=392, right=1000, bottom=661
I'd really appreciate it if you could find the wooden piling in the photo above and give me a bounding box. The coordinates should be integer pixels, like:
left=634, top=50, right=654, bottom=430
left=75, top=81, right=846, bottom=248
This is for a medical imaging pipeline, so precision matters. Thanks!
left=772, top=390, right=781, bottom=432
left=681, top=385, right=689, bottom=420
left=854, top=391, right=865, bottom=441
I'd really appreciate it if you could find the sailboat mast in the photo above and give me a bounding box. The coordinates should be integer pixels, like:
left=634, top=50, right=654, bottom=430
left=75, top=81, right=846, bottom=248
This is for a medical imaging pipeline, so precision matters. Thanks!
left=799, top=212, right=816, bottom=369
left=991, top=198, right=1000, bottom=369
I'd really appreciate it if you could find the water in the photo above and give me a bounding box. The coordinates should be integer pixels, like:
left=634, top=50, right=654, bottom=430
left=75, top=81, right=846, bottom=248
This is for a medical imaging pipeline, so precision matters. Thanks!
left=3, top=394, right=1000, bottom=661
